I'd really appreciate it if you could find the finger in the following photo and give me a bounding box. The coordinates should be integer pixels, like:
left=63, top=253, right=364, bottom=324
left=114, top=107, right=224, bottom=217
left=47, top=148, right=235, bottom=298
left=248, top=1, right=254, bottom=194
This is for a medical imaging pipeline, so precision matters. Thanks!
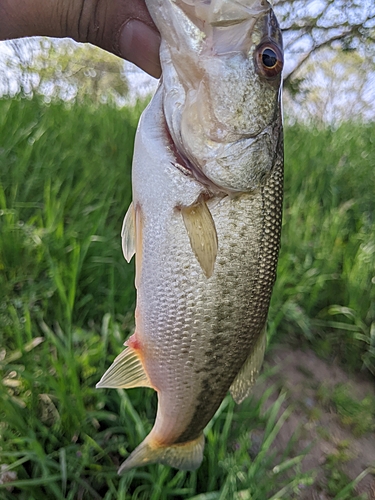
left=76, top=0, right=161, bottom=78
left=119, top=20, right=161, bottom=79
left=0, top=0, right=161, bottom=78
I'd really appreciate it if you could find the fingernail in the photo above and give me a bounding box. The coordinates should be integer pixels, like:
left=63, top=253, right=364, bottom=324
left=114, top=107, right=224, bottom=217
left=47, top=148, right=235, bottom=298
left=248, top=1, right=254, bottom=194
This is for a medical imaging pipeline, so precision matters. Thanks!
left=120, top=20, right=161, bottom=79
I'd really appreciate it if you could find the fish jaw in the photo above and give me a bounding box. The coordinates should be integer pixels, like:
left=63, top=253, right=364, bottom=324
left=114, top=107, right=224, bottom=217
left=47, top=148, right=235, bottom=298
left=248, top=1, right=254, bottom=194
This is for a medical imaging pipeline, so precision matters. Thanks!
left=146, top=0, right=283, bottom=193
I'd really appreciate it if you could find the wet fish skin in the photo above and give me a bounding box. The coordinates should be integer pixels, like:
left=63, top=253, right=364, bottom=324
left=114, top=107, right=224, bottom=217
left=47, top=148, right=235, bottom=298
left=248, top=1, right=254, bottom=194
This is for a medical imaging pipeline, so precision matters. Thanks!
left=97, top=0, right=284, bottom=472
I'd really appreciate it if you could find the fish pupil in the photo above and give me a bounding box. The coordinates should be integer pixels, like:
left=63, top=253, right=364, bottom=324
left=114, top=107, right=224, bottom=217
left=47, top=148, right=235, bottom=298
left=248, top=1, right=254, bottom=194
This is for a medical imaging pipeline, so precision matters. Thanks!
left=262, top=48, right=277, bottom=68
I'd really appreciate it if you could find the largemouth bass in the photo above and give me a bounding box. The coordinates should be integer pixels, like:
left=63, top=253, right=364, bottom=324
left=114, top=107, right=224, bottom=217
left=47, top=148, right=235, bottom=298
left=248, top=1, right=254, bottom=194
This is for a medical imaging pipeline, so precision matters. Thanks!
left=97, top=0, right=284, bottom=472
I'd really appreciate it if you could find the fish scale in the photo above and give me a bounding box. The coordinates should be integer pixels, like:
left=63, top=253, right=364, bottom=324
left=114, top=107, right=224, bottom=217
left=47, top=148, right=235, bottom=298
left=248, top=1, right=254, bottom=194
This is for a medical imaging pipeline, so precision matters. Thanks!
left=97, top=0, right=284, bottom=472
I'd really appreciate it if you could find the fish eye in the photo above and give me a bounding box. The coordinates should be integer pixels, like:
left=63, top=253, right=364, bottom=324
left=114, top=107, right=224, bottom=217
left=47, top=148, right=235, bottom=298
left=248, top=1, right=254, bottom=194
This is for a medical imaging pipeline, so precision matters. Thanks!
left=254, top=42, right=283, bottom=79
left=262, top=48, right=277, bottom=68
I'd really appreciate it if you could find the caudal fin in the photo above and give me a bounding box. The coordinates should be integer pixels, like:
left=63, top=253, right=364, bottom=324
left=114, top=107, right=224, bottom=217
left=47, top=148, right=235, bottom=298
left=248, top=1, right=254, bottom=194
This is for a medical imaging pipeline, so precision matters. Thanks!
left=118, top=433, right=205, bottom=473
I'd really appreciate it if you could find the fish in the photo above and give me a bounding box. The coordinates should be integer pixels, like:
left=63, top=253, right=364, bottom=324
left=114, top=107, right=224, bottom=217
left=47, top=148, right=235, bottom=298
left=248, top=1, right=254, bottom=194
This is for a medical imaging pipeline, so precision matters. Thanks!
left=96, top=0, right=284, bottom=472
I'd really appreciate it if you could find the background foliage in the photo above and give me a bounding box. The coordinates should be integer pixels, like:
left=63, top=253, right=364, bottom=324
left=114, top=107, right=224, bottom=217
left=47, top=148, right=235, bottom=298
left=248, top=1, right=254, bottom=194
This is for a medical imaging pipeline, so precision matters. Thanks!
left=0, top=96, right=373, bottom=498
left=0, top=0, right=374, bottom=496
left=1, top=39, right=128, bottom=103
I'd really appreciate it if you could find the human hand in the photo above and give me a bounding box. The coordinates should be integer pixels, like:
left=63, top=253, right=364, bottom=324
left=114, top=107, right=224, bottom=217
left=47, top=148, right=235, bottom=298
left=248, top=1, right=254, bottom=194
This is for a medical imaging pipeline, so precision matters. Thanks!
left=0, top=0, right=161, bottom=78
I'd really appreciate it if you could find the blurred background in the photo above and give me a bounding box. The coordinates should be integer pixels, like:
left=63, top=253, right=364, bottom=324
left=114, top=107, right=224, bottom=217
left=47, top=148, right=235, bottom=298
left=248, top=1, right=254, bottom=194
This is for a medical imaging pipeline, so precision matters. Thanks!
left=1, top=0, right=374, bottom=120
left=0, top=1, right=374, bottom=499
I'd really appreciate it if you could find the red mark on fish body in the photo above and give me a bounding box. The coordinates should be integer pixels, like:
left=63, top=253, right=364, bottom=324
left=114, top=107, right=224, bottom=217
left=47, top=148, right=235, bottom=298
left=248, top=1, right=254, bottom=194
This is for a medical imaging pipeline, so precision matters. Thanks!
left=125, top=333, right=141, bottom=351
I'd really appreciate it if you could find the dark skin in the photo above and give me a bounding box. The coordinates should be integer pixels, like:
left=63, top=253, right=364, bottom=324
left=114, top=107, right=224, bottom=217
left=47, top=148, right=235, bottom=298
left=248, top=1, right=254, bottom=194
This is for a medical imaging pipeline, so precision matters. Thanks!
left=0, top=0, right=161, bottom=78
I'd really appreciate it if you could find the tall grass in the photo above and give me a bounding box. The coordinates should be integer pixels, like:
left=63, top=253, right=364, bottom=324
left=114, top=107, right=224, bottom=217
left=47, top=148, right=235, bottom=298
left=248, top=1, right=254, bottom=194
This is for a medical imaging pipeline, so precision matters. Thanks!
left=269, top=123, right=375, bottom=374
left=0, top=96, right=138, bottom=334
left=0, top=96, right=373, bottom=498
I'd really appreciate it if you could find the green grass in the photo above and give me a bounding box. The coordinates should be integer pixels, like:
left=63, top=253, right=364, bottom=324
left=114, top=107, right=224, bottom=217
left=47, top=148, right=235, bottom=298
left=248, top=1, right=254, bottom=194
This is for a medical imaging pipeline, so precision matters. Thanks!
left=270, top=122, right=375, bottom=374
left=0, top=96, right=374, bottom=498
left=331, top=385, right=375, bottom=437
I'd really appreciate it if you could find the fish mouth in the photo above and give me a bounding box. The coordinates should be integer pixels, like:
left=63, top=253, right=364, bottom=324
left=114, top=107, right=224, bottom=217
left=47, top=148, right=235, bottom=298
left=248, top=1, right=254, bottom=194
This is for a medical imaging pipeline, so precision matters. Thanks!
left=174, top=0, right=270, bottom=30
left=165, top=0, right=272, bottom=57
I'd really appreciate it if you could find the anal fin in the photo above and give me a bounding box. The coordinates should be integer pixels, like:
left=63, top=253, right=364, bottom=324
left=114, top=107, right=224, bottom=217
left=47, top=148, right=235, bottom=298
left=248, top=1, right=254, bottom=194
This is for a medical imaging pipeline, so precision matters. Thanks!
left=230, top=327, right=267, bottom=404
left=96, top=347, right=152, bottom=390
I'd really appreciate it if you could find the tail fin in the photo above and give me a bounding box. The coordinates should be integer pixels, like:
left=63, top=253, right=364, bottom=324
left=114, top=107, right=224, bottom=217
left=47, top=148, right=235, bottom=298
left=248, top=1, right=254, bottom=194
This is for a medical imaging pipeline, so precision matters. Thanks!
left=118, top=433, right=205, bottom=473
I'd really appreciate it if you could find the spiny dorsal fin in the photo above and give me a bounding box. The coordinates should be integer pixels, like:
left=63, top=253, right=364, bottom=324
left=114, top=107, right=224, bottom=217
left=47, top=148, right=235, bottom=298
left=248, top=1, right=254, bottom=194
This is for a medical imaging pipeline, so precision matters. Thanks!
left=181, top=199, right=218, bottom=278
left=96, top=347, right=152, bottom=390
left=230, top=327, right=267, bottom=404
left=121, top=202, right=136, bottom=263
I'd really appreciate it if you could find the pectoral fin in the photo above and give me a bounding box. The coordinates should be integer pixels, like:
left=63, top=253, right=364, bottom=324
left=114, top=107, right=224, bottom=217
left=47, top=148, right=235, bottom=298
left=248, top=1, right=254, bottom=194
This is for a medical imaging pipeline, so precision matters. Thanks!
left=230, top=327, right=267, bottom=404
left=96, top=347, right=152, bottom=390
left=181, top=199, right=218, bottom=278
left=121, top=202, right=136, bottom=263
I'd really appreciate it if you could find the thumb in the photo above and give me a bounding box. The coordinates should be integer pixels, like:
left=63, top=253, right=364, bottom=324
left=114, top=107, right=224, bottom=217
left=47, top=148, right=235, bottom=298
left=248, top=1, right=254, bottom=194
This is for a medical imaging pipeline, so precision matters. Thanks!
left=0, top=0, right=161, bottom=78
left=77, top=0, right=161, bottom=78
left=118, top=19, right=161, bottom=79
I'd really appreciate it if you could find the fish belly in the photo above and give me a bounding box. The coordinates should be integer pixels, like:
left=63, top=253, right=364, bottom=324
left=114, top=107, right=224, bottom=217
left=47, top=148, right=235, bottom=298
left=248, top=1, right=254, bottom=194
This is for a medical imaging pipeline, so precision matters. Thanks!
left=119, top=89, right=283, bottom=471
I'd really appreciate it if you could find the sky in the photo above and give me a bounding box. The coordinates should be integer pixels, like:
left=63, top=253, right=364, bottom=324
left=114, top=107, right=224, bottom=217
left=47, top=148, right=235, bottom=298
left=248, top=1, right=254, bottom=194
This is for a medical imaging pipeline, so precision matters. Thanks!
left=0, top=0, right=374, bottom=121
